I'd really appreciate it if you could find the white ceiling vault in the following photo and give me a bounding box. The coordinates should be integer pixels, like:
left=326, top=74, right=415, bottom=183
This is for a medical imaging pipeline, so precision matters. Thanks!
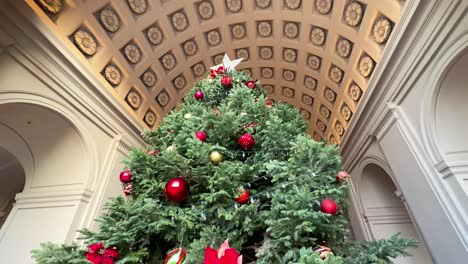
left=26, top=0, right=406, bottom=144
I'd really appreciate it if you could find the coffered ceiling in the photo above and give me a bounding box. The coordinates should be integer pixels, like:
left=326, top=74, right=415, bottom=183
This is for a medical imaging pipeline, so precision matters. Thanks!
left=25, top=0, right=406, bottom=144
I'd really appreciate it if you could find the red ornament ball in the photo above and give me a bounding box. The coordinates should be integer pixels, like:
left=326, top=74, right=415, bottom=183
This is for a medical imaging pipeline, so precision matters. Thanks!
left=235, top=189, right=250, bottom=205
left=221, top=75, right=233, bottom=87
left=266, top=100, right=272, bottom=107
left=246, top=80, right=256, bottom=89
left=194, top=90, right=204, bottom=100
left=238, top=133, right=256, bottom=150
left=195, top=131, right=207, bottom=142
left=165, top=177, right=190, bottom=203
left=119, top=170, right=132, bottom=183
left=320, top=199, right=338, bottom=215
left=336, top=171, right=349, bottom=182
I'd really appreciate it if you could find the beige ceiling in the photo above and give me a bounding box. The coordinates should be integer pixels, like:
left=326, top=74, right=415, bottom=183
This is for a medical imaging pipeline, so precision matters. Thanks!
left=26, top=0, right=406, bottom=144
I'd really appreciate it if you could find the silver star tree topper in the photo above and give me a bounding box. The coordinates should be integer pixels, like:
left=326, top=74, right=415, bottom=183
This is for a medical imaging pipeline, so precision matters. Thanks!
left=210, top=54, right=243, bottom=72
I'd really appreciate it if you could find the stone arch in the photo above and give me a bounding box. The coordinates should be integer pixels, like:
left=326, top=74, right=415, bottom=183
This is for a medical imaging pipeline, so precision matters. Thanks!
left=422, top=31, right=468, bottom=164
left=0, top=92, right=99, bottom=189
left=359, top=163, right=434, bottom=263
left=0, top=146, right=25, bottom=229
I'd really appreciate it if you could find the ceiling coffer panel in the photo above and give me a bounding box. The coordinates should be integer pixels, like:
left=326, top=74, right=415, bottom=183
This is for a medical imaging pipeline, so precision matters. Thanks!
left=28, top=0, right=406, bottom=144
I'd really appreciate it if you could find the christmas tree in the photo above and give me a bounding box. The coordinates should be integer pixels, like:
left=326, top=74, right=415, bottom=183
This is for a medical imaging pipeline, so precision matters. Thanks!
left=32, top=55, right=416, bottom=264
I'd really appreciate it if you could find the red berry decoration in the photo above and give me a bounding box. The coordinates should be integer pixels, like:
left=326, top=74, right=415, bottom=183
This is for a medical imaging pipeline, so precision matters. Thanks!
left=165, top=177, right=190, bottom=203
left=235, top=189, right=250, bottom=205
left=148, top=149, right=159, bottom=156
left=123, top=182, right=133, bottom=196
left=266, top=100, right=272, bottom=107
left=336, top=171, right=349, bottom=182
left=195, top=131, right=207, bottom=142
left=221, top=75, right=233, bottom=87
left=194, top=90, right=204, bottom=100
left=246, top=80, right=256, bottom=89
left=238, top=133, right=256, bottom=150
left=210, top=69, right=217, bottom=78
left=119, top=170, right=132, bottom=183
left=320, top=199, right=338, bottom=215
left=216, top=66, right=225, bottom=74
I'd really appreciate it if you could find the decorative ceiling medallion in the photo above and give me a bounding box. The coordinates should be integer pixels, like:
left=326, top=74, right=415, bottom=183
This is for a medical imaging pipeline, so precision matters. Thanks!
left=324, top=87, right=336, bottom=102
left=257, top=21, right=273, bottom=37
left=183, top=39, right=198, bottom=56
left=171, top=11, right=189, bottom=31
left=261, top=67, right=274, bottom=79
left=231, top=24, right=247, bottom=39
left=320, top=105, right=331, bottom=119
left=206, top=29, right=221, bottom=46
left=335, top=121, right=345, bottom=136
left=311, top=27, right=326, bottom=46
left=282, top=87, right=295, bottom=98
left=315, top=0, right=332, bottom=14
left=313, top=132, right=322, bottom=142
left=99, top=8, right=120, bottom=33
left=144, top=110, right=156, bottom=127
left=156, top=89, right=170, bottom=106
left=256, top=0, right=271, bottom=8
left=161, top=52, right=177, bottom=70
left=285, top=0, right=301, bottom=10
left=344, top=2, right=363, bottom=27
left=373, top=17, right=392, bottom=44
left=300, top=109, right=311, bottom=120
left=336, top=38, right=352, bottom=58
left=282, top=69, right=295, bottom=81
left=302, top=94, right=313, bottom=106
left=242, top=68, right=252, bottom=76
left=142, top=70, right=157, bottom=87
left=317, top=120, right=327, bottom=132
left=284, top=22, right=299, bottom=39
left=147, top=25, right=163, bottom=45
left=104, top=65, right=122, bottom=86
left=73, top=30, right=97, bottom=56
left=124, top=43, right=142, bottom=64
left=128, top=0, right=147, bottom=14
left=226, top=0, right=242, bottom=13
left=263, top=85, right=274, bottom=94
left=192, top=62, right=206, bottom=77
left=173, top=75, right=187, bottom=90
left=213, top=54, right=224, bottom=64
left=348, top=83, right=362, bottom=101
left=198, top=1, right=214, bottom=20
left=341, top=103, right=353, bottom=121
left=259, top=46, right=273, bottom=60
left=37, top=0, right=63, bottom=14
left=236, top=48, right=249, bottom=61
left=304, top=76, right=317, bottom=90
left=329, top=66, right=343, bottom=83
left=359, top=55, right=375, bottom=78
left=126, top=90, right=142, bottom=109
left=307, top=54, right=321, bottom=70
left=329, top=135, right=337, bottom=145
left=283, top=48, right=297, bottom=63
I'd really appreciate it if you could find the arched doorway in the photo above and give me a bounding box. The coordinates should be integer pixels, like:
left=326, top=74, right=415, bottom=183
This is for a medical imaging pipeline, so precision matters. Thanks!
left=0, top=147, right=25, bottom=229
left=0, top=102, right=91, bottom=263
left=361, top=163, right=433, bottom=264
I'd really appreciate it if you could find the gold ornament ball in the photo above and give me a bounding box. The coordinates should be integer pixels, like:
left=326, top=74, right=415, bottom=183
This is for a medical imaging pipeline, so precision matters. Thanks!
left=167, top=145, right=176, bottom=152
left=210, top=151, right=224, bottom=164
left=184, top=113, right=192, bottom=119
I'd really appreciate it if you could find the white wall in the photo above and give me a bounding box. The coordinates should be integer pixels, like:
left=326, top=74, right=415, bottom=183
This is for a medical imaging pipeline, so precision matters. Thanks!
left=342, top=0, right=468, bottom=263
left=0, top=6, right=145, bottom=263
